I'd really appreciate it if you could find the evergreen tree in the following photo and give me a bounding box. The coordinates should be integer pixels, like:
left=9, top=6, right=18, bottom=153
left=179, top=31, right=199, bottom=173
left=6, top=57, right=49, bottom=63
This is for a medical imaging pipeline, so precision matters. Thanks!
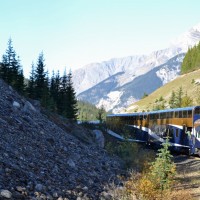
left=181, top=92, right=193, bottom=107
left=169, top=90, right=176, bottom=108
left=65, top=70, right=78, bottom=120
left=41, top=70, right=50, bottom=107
left=34, top=52, right=48, bottom=100
left=142, top=92, right=148, bottom=99
left=49, top=70, right=57, bottom=112
left=153, top=96, right=166, bottom=110
left=0, top=38, right=24, bottom=93
left=57, top=69, right=68, bottom=115
left=15, top=68, right=25, bottom=94
left=150, top=138, right=176, bottom=192
left=175, top=86, right=183, bottom=107
left=26, top=62, right=36, bottom=99
left=97, top=105, right=106, bottom=123
left=181, top=42, right=200, bottom=74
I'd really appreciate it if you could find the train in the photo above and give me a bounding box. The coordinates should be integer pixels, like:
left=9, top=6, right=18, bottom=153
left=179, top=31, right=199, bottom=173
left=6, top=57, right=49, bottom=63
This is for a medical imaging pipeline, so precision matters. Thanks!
left=106, top=106, right=200, bottom=156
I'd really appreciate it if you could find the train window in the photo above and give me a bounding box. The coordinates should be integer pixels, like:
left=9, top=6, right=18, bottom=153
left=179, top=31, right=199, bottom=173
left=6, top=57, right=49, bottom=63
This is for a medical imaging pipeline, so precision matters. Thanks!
left=179, top=111, right=183, bottom=118
left=166, top=112, right=172, bottom=118
left=169, top=128, right=173, bottom=137
left=188, top=110, right=192, bottom=118
left=143, top=115, right=147, bottom=120
left=161, top=112, right=166, bottom=119
left=183, top=110, right=188, bottom=118
left=176, top=129, right=179, bottom=137
left=175, top=111, right=179, bottom=118
left=195, top=107, right=200, bottom=115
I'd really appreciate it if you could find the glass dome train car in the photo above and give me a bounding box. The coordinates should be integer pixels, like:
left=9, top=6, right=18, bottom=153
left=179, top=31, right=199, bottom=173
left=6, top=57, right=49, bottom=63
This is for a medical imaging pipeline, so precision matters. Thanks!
left=106, top=106, right=200, bottom=155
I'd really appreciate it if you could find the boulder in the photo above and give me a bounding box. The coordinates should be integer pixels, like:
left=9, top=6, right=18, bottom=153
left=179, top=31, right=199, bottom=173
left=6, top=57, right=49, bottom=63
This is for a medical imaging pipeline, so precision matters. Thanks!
left=92, top=130, right=105, bottom=148
left=13, top=101, right=20, bottom=109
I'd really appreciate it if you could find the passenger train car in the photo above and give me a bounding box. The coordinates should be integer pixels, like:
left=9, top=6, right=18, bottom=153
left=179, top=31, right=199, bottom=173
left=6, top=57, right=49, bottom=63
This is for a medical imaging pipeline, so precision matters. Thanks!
left=106, top=106, right=200, bottom=155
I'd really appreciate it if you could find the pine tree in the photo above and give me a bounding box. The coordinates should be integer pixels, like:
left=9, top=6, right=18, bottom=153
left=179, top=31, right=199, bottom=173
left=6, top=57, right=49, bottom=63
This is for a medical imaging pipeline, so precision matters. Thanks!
left=175, top=86, right=183, bottom=107
left=65, top=70, right=78, bottom=120
left=169, top=90, right=176, bottom=108
left=34, top=52, right=47, bottom=100
left=41, top=70, right=50, bottom=107
left=181, top=42, right=200, bottom=74
left=181, top=91, right=193, bottom=107
left=26, top=62, right=36, bottom=99
left=1, top=38, right=24, bottom=93
left=97, top=105, right=106, bottom=123
left=15, top=68, right=25, bottom=94
left=49, top=70, right=57, bottom=112
left=57, top=69, right=68, bottom=115
left=150, top=138, right=176, bottom=191
left=153, top=96, right=166, bottom=110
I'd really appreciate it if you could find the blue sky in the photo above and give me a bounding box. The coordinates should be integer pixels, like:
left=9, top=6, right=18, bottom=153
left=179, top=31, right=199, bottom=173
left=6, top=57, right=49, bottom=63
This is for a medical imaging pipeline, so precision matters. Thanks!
left=0, top=0, right=200, bottom=77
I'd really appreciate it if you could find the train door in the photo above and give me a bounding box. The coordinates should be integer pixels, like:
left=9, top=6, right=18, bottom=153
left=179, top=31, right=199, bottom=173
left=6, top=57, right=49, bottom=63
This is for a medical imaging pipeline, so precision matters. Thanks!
left=192, top=106, right=200, bottom=154
left=174, top=128, right=181, bottom=149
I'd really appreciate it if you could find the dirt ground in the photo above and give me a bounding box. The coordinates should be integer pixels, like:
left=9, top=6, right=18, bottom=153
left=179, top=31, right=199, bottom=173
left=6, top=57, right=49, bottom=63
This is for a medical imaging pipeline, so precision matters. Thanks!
left=173, top=155, right=200, bottom=199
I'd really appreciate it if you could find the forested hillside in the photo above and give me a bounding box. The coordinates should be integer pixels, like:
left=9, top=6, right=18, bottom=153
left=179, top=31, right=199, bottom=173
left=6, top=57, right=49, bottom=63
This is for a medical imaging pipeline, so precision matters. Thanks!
left=126, top=69, right=200, bottom=112
left=181, top=42, right=200, bottom=74
left=77, top=101, right=107, bottom=122
left=0, top=39, right=78, bottom=120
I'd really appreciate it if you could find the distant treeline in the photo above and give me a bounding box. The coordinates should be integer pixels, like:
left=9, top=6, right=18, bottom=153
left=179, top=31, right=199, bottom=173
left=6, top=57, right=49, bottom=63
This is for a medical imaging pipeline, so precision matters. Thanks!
left=181, top=42, right=200, bottom=74
left=0, top=39, right=106, bottom=121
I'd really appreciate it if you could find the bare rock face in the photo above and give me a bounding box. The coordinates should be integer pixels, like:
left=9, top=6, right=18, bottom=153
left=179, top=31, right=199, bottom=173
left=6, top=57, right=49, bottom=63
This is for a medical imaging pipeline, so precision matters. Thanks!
left=0, top=79, right=123, bottom=200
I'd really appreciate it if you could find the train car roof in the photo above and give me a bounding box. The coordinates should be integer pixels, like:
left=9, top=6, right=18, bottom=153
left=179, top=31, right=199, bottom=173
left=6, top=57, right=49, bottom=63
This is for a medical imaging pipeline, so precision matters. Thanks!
left=148, top=106, right=196, bottom=115
left=107, top=112, right=147, bottom=117
left=107, top=106, right=200, bottom=117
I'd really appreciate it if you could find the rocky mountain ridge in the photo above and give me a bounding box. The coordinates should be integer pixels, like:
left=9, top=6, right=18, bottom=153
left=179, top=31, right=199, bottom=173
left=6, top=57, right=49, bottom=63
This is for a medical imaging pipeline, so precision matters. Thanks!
left=73, top=23, right=200, bottom=113
left=0, top=79, right=123, bottom=200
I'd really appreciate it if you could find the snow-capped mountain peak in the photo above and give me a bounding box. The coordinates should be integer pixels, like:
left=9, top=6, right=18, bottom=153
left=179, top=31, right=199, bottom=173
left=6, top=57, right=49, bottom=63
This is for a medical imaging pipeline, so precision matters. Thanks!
left=74, top=23, right=200, bottom=113
left=170, top=23, right=200, bottom=51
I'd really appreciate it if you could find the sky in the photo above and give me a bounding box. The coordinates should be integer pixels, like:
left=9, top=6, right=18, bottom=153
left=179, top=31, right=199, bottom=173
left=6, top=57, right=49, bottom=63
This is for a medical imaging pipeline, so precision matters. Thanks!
left=0, top=0, right=200, bottom=77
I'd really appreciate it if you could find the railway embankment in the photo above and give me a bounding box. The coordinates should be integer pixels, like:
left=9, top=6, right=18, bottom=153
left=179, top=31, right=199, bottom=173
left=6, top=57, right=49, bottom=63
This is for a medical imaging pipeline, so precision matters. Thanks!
left=104, top=131, right=200, bottom=199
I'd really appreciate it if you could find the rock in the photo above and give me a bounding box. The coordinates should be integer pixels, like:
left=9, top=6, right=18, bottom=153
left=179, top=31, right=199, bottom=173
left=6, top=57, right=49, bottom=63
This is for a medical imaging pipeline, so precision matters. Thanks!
left=16, top=186, right=26, bottom=192
left=0, top=189, right=12, bottom=199
left=35, top=183, right=44, bottom=192
left=67, top=159, right=76, bottom=168
left=23, top=101, right=36, bottom=113
left=92, top=130, right=105, bottom=148
left=82, top=186, right=88, bottom=191
left=100, top=191, right=112, bottom=200
left=0, top=79, right=123, bottom=199
left=13, top=101, right=20, bottom=109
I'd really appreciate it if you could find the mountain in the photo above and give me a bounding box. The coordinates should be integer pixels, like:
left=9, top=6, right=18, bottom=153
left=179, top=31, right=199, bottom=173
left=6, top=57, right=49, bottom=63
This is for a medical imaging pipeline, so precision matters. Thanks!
left=73, top=23, right=200, bottom=113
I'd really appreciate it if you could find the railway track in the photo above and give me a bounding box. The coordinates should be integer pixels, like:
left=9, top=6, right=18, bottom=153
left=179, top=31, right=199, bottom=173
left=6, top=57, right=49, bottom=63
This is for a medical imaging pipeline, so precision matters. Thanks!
left=173, top=155, right=200, bottom=199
